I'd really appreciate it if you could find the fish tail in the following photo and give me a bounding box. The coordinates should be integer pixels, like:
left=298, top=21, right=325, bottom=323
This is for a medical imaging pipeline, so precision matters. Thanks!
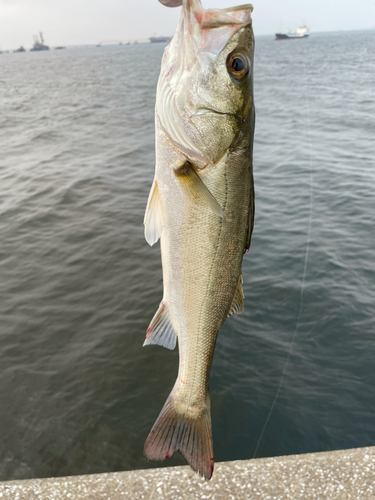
left=144, top=390, right=214, bottom=480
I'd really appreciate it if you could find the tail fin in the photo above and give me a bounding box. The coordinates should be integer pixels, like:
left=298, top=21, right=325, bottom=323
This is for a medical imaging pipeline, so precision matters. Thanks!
left=144, top=391, right=214, bottom=480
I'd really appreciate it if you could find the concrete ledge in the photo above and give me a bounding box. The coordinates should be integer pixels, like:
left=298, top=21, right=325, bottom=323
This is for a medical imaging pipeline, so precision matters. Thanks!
left=1, top=446, right=374, bottom=499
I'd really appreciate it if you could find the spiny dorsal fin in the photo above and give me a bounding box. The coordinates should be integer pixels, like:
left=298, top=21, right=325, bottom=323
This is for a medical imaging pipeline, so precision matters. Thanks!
left=174, top=161, right=223, bottom=218
left=245, top=110, right=255, bottom=253
left=228, top=274, right=244, bottom=316
left=144, top=179, right=163, bottom=246
left=143, top=301, right=177, bottom=350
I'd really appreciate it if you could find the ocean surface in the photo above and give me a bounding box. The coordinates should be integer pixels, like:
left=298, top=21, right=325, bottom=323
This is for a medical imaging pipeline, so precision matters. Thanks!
left=0, top=30, right=374, bottom=481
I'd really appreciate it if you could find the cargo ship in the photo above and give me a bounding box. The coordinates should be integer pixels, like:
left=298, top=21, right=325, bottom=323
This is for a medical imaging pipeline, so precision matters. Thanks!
left=275, top=25, right=309, bottom=40
left=149, top=36, right=172, bottom=43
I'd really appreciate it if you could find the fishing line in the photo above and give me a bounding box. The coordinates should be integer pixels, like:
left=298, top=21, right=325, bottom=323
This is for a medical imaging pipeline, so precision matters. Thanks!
left=252, top=47, right=314, bottom=459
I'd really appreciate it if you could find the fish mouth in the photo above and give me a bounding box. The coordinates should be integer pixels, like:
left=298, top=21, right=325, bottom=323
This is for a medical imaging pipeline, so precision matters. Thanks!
left=220, top=3, right=253, bottom=12
left=200, top=4, right=253, bottom=30
left=192, top=108, right=235, bottom=117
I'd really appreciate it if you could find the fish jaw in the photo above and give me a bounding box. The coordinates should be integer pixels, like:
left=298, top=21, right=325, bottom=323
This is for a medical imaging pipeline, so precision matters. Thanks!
left=156, top=2, right=254, bottom=165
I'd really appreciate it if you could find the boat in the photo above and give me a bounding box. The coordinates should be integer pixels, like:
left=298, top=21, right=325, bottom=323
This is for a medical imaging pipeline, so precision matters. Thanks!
left=30, top=32, right=49, bottom=51
left=275, top=25, right=309, bottom=40
left=149, top=36, right=172, bottom=43
left=54, top=46, right=66, bottom=50
left=14, top=46, right=26, bottom=53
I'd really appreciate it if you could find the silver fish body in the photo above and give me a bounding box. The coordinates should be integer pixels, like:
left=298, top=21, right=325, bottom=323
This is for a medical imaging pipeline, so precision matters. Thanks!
left=143, top=0, right=255, bottom=479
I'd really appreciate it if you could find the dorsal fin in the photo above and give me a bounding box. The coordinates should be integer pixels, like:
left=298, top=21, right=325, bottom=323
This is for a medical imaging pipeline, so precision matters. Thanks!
left=228, top=275, right=244, bottom=316
left=245, top=111, right=255, bottom=253
left=143, top=301, right=177, bottom=350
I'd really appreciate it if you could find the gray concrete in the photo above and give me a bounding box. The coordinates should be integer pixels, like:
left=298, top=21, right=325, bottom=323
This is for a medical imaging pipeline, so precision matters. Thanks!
left=1, top=446, right=374, bottom=499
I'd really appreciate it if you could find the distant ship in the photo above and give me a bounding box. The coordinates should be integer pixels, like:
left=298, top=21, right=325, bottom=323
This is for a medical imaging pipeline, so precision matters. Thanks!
left=14, top=46, right=26, bottom=53
left=149, top=36, right=172, bottom=43
left=275, top=25, right=309, bottom=40
left=30, top=32, right=49, bottom=51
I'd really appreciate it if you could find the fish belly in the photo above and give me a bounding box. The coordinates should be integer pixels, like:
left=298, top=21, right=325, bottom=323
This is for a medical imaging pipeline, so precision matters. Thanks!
left=143, top=127, right=252, bottom=478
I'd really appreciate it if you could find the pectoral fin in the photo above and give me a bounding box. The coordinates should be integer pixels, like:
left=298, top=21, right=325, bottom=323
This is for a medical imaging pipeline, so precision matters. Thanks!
left=228, top=275, right=244, bottom=316
left=144, top=179, right=163, bottom=246
left=143, top=301, right=177, bottom=350
left=174, top=161, right=223, bottom=218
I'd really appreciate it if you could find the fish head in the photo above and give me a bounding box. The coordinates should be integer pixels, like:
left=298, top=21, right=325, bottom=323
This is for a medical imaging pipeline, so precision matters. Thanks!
left=156, top=0, right=254, bottom=166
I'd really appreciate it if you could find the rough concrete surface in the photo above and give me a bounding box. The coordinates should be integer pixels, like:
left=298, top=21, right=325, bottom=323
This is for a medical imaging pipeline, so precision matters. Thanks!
left=0, top=446, right=374, bottom=499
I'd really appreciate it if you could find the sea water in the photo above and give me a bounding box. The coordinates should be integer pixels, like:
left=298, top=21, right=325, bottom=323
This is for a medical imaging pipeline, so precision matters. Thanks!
left=0, top=30, right=374, bottom=480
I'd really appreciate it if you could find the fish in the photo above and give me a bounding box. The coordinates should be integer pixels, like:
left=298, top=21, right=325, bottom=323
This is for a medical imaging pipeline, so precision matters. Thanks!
left=143, top=0, right=255, bottom=480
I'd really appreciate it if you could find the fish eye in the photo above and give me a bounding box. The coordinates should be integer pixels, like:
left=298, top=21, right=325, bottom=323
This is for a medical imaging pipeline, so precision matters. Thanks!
left=227, top=53, right=250, bottom=80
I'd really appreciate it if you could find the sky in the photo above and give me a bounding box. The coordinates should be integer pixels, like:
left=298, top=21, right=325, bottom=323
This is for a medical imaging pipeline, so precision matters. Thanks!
left=0, top=0, right=374, bottom=50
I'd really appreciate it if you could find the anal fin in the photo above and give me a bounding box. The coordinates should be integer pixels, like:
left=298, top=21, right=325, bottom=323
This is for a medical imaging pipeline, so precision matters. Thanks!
left=144, top=179, right=163, bottom=246
left=174, top=161, right=223, bottom=218
left=228, top=274, right=244, bottom=316
left=143, top=301, right=177, bottom=350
